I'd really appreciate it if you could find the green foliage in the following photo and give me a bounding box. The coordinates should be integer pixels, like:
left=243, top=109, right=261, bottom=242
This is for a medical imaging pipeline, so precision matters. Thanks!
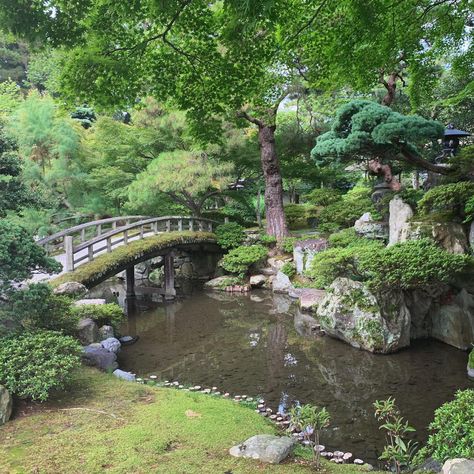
left=258, top=233, right=277, bottom=247
left=215, top=222, right=245, bottom=249
left=469, top=350, right=474, bottom=370
left=416, top=389, right=474, bottom=463
left=71, top=303, right=124, bottom=331
left=328, top=228, right=374, bottom=248
left=304, top=187, right=341, bottom=206
left=312, top=100, right=445, bottom=173
left=281, top=237, right=297, bottom=253
left=0, top=330, right=81, bottom=401
left=284, top=203, right=319, bottom=230
left=374, top=397, right=417, bottom=474
left=219, top=244, right=267, bottom=276
left=3, top=283, right=77, bottom=335
left=0, top=220, right=61, bottom=288
left=288, top=404, right=330, bottom=468
left=418, top=182, right=474, bottom=223
left=281, top=262, right=296, bottom=279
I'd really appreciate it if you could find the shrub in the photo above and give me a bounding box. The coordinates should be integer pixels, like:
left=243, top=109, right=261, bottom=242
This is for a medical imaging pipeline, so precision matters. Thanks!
left=71, top=303, right=124, bottom=331
left=469, top=350, right=474, bottom=370
left=259, top=233, right=277, bottom=247
left=418, top=182, right=474, bottom=222
left=284, top=203, right=319, bottom=230
left=328, top=228, right=374, bottom=248
left=416, top=389, right=474, bottom=462
left=281, top=261, right=296, bottom=278
left=0, top=330, right=82, bottom=401
left=4, top=283, right=78, bottom=335
left=304, top=187, right=342, bottom=206
left=281, top=236, right=297, bottom=253
left=219, top=244, right=268, bottom=276
left=464, top=195, right=474, bottom=223
left=215, top=222, right=245, bottom=249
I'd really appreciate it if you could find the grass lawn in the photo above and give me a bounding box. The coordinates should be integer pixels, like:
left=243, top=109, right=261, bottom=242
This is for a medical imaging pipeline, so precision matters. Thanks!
left=0, top=367, right=377, bottom=473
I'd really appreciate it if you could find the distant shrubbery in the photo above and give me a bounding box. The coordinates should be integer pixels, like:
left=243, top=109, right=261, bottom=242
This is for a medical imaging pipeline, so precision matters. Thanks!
left=284, top=203, right=319, bottom=229
left=0, top=330, right=82, bottom=401
left=215, top=222, right=245, bottom=249
left=307, top=239, right=470, bottom=292
left=219, top=244, right=267, bottom=276
left=304, top=187, right=342, bottom=206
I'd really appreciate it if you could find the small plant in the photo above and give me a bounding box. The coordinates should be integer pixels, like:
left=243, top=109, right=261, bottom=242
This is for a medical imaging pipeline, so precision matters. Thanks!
left=281, top=261, right=296, bottom=278
left=219, top=244, right=267, bottom=277
left=71, top=303, right=124, bottom=331
left=289, top=404, right=330, bottom=469
left=215, top=222, right=245, bottom=249
left=304, top=187, right=342, bottom=206
left=0, top=330, right=82, bottom=401
left=415, top=389, right=474, bottom=463
left=328, top=228, right=374, bottom=248
left=281, top=236, right=297, bottom=253
left=259, top=233, right=277, bottom=247
left=373, top=397, right=417, bottom=473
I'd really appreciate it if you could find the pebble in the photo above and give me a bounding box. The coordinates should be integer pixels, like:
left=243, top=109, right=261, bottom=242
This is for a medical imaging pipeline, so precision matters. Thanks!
left=178, top=385, right=184, bottom=389
left=257, top=404, right=265, bottom=409
left=326, top=452, right=334, bottom=458
left=241, top=395, right=247, bottom=400
left=276, top=416, right=283, bottom=422
left=223, top=393, right=230, bottom=397
left=150, top=375, right=157, bottom=380
left=265, top=408, right=272, bottom=414
left=354, top=459, right=364, bottom=465
left=258, top=399, right=265, bottom=404
left=269, top=414, right=277, bottom=420
left=334, top=450, right=344, bottom=458
left=246, top=397, right=253, bottom=402
left=212, top=386, right=217, bottom=391
left=214, top=391, right=221, bottom=396
left=314, top=445, right=325, bottom=452
left=343, top=452, right=353, bottom=461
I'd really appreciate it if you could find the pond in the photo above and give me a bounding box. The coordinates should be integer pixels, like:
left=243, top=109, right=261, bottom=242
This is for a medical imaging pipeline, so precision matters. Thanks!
left=91, top=281, right=473, bottom=466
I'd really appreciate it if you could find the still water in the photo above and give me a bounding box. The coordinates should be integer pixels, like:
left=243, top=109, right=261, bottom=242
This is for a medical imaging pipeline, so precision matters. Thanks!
left=91, top=281, right=473, bottom=464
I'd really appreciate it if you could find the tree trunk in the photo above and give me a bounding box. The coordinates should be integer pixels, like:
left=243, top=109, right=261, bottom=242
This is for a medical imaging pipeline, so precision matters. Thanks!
left=258, top=124, right=288, bottom=239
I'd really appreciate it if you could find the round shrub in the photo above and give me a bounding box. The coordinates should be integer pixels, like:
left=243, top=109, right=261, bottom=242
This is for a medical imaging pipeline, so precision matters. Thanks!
left=219, top=244, right=268, bottom=276
left=304, top=187, right=342, bottom=206
left=71, top=303, right=124, bottom=331
left=215, top=222, right=245, bottom=249
left=417, top=389, right=474, bottom=462
left=281, top=236, right=297, bottom=253
left=328, top=228, right=374, bottom=248
left=0, top=330, right=82, bottom=401
left=418, top=182, right=474, bottom=222
left=284, top=204, right=319, bottom=230
left=259, top=233, right=277, bottom=247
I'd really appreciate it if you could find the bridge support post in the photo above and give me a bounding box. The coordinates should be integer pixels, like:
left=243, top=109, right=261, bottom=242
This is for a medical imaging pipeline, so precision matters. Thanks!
left=126, top=266, right=135, bottom=297
left=65, top=236, right=74, bottom=272
left=164, top=252, right=176, bottom=300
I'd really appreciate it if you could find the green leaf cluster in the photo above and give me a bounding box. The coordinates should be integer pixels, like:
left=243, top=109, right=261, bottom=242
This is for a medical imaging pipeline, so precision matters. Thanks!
left=304, top=187, right=342, bottom=206
left=215, top=222, right=245, bottom=249
left=281, top=261, right=296, bottom=279
left=219, top=244, right=267, bottom=276
left=284, top=203, right=319, bottom=230
left=71, top=303, right=124, bottom=332
left=0, top=330, right=82, bottom=401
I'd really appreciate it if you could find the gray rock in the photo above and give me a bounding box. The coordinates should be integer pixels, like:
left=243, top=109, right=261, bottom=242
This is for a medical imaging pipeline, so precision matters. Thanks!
left=77, top=318, right=99, bottom=345
left=354, top=212, right=388, bottom=240
left=82, top=346, right=118, bottom=371
left=299, top=288, right=326, bottom=312
left=316, top=278, right=411, bottom=353
left=53, top=281, right=88, bottom=298
left=389, top=197, right=414, bottom=246
left=0, top=385, right=12, bottom=425
left=229, top=435, right=296, bottom=464
left=288, top=287, right=303, bottom=299
left=101, top=337, right=121, bottom=353
left=250, top=274, right=267, bottom=288
left=99, top=325, right=114, bottom=340
left=442, top=458, right=474, bottom=474
left=74, top=298, right=107, bottom=306
left=431, top=289, right=474, bottom=350
left=178, top=262, right=195, bottom=279
left=404, top=289, right=434, bottom=339
left=113, top=369, right=136, bottom=381
left=294, top=310, right=320, bottom=337
left=293, top=239, right=328, bottom=274
left=470, top=222, right=474, bottom=251
left=272, top=271, right=293, bottom=294
left=204, top=276, right=235, bottom=290
left=414, top=457, right=442, bottom=473
left=267, top=257, right=292, bottom=273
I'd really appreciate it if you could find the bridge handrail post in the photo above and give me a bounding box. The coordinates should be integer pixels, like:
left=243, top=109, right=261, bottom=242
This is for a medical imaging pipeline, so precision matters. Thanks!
left=88, top=244, right=94, bottom=262
left=189, top=218, right=194, bottom=231
left=81, top=228, right=86, bottom=242
left=166, top=220, right=171, bottom=232
left=97, top=224, right=102, bottom=236
left=140, top=225, right=144, bottom=239
left=65, top=236, right=74, bottom=272
left=123, top=230, right=128, bottom=245
left=107, top=237, right=112, bottom=253
left=153, top=222, right=158, bottom=234
left=178, top=219, right=183, bottom=232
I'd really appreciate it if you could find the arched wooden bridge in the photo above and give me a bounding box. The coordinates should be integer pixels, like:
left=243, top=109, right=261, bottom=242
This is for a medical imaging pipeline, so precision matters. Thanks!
left=38, top=216, right=221, bottom=297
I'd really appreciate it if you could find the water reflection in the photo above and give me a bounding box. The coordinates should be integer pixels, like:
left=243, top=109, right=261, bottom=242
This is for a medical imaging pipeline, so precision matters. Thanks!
left=90, top=282, right=473, bottom=464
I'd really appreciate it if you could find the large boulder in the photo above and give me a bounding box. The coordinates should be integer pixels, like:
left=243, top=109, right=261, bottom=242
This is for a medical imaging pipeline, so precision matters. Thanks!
left=442, top=459, right=474, bottom=474
left=399, top=222, right=468, bottom=254
left=404, top=289, right=435, bottom=339
left=272, top=271, right=294, bottom=294
left=316, top=278, right=411, bottom=353
left=293, top=239, right=328, bottom=274
left=0, top=385, right=12, bottom=425
left=250, top=274, right=267, bottom=288
left=431, top=289, right=474, bottom=350
left=101, top=337, right=121, bottom=354
left=299, top=288, right=326, bottom=312
left=229, top=435, right=296, bottom=464
left=74, top=298, right=107, bottom=306
left=82, top=346, right=118, bottom=371
left=77, top=318, right=99, bottom=345
left=389, top=196, right=414, bottom=246
left=53, top=281, right=88, bottom=298
left=354, top=212, right=388, bottom=240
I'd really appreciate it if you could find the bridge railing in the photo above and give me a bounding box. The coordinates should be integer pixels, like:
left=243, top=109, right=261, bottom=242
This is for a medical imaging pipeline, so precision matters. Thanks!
left=37, top=216, right=149, bottom=254
left=60, top=216, right=218, bottom=272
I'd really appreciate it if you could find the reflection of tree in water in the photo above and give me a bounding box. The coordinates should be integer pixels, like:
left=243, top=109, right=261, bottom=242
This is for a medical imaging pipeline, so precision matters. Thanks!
left=265, top=318, right=288, bottom=394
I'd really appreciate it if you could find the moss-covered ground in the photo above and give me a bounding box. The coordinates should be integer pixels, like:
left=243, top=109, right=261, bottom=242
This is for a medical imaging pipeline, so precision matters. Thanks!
left=0, top=367, right=379, bottom=473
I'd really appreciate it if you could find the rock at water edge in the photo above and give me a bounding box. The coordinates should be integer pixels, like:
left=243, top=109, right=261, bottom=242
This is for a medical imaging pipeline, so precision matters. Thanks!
left=0, top=385, right=12, bottom=425
left=250, top=274, right=267, bottom=288
left=101, top=337, right=121, bottom=354
left=77, top=318, right=99, bottom=345
left=299, top=288, right=326, bottom=312
left=113, top=369, right=136, bottom=382
left=99, top=325, right=114, bottom=340
left=82, top=346, right=118, bottom=371
left=229, top=435, right=296, bottom=464
left=272, top=271, right=293, bottom=294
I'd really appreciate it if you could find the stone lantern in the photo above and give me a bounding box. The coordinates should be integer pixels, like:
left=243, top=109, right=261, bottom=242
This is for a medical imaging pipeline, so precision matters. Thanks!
left=440, top=124, right=471, bottom=159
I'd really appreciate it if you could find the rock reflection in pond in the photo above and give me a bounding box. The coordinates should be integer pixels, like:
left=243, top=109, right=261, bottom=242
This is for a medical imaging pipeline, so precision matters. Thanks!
left=89, top=283, right=473, bottom=465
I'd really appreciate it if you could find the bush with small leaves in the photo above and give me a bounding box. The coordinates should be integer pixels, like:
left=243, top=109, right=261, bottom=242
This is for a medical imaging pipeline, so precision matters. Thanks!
left=281, top=237, right=297, bottom=253
left=418, top=182, right=474, bottom=222
left=304, top=187, right=342, bottom=206
left=215, top=222, right=245, bottom=249
left=415, top=389, right=474, bottom=463
left=284, top=203, right=319, bottom=230
left=0, top=330, right=82, bottom=401
left=328, top=228, right=374, bottom=248
left=71, top=303, right=124, bottom=331
left=259, top=233, right=277, bottom=247
left=219, top=244, right=268, bottom=276
left=281, top=261, right=296, bottom=278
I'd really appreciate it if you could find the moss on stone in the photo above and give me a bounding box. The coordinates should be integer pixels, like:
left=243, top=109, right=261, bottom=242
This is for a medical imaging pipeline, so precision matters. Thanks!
left=469, top=350, right=474, bottom=369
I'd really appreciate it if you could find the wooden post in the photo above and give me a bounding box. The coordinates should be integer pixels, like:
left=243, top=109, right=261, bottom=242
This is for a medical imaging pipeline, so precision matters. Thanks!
left=164, top=253, right=176, bottom=299
left=65, top=236, right=74, bottom=272
left=224, top=217, right=229, bottom=224
left=88, top=244, right=94, bottom=262
left=178, top=219, right=183, bottom=232
left=123, top=230, right=128, bottom=245
left=126, top=266, right=135, bottom=297
left=97, top=224, right=102, bottom=236
left=166, top=220, right=171, bottom=232
left=208, top=222, right=213, bottom=231
left=153, top=222, right=158, bottom=234
left=81, top=228, right=86, bottom=242
left=140, top=225, right=144, bottom=239
left=107, top=237, right=112, bottom=253
left=189, top=219, right=194, bottom=231
left=198, top=220, right=203, bottom=231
